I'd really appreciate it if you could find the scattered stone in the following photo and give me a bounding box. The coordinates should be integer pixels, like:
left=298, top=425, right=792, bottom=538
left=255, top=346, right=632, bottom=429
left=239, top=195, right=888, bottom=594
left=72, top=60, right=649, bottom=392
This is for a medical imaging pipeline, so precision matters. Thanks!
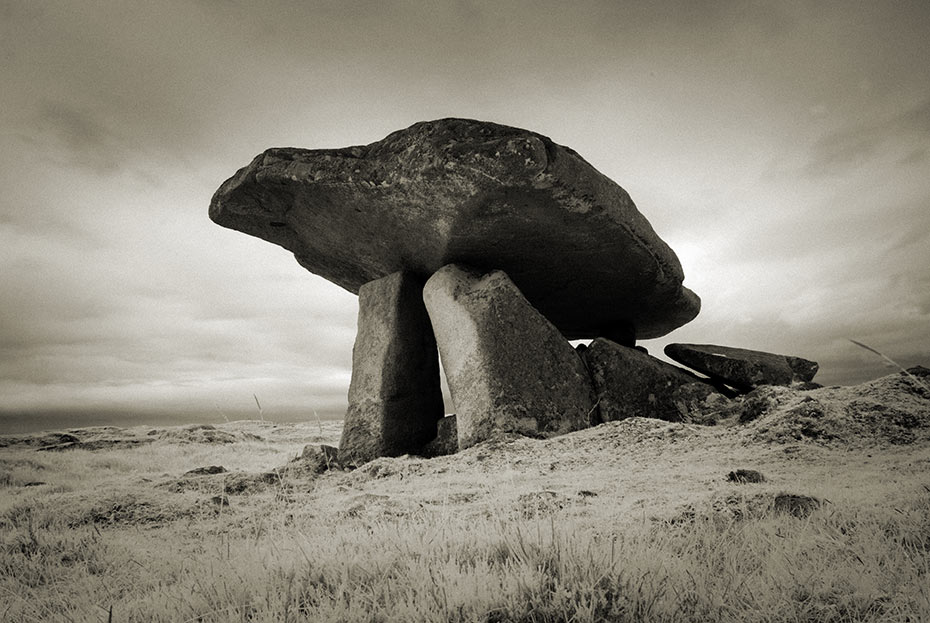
left=210, top=118, right=699, bottom=340
left=665, top=343, right=819, bottom=392
left=320, top=444, right=340, bottom=466
left=577, top=490, right=598, bottom=497
left=421, top=414, right=458, bottom=457
left=727, top=469, right=765, bottom=484
left=737, top=387, right=786, bottom=423
left=772, top=493, right=821, bottom=518
left=184, top=465, right=227, bottom=476
left=581, top=338, right=722, bottom=423
left=210, top=495, right=229, bottom=507
left=423, top=264, right=596, bottom=449
left=222, top=471, right=282, bottom=495
left=339, top=271, right=444, bottom=465
left=293, top=445, right=340, bottom=474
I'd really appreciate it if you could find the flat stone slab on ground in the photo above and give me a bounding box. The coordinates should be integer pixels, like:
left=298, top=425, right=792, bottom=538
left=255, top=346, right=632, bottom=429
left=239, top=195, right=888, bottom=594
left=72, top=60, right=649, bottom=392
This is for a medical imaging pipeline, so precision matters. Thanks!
left=665, top=343, right=819, bottom=392
left=210, top=118, right=699, bottom=339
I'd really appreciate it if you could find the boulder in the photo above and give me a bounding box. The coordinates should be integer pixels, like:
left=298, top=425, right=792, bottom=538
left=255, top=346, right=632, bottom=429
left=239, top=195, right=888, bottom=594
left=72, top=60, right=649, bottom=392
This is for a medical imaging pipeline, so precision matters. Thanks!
left=338, top=271, right=444, bottom=465
left=772, top=493, right=821, bottom=518
left=293, top=444, right=341, bottom=474
left=210, top=118, right=699, bottom=340
left=421, top=414, right=458, bottom=457
left=665, top=343, right=819, bottom=392
left=581, top=338, right=721, bottom=423
left=422, top=264, right=596, bottom=449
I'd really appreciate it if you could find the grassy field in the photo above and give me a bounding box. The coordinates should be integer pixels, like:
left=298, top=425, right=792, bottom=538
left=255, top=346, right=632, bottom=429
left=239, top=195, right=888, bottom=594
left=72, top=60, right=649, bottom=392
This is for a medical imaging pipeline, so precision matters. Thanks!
left=2, top=373, right=929, bottom=622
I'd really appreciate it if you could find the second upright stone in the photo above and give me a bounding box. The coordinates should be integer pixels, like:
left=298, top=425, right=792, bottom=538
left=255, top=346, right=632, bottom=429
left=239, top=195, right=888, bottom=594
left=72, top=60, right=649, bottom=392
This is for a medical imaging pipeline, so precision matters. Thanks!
left=339, top=271, right=444, bottom=465
left=423, top=264, right=596, bottom=449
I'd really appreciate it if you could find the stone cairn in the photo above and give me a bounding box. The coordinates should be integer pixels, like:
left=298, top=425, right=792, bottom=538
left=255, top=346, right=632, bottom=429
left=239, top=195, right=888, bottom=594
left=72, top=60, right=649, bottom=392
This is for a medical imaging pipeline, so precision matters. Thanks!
left=210, top=118, right=818, bottom=465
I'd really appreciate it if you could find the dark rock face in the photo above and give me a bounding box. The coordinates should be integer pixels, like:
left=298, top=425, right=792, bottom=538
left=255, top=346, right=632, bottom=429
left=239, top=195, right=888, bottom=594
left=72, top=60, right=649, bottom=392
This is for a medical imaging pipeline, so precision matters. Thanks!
left=184, top=465, right=227, bottom=476
left=210, top=118, right=699, bottom=339
left=727, top=469, right=765, bottom=483
left=423, top=264, right=596, bottom=449
left=581, top=338, right=722, bottom=423
left=421, top=414, right=458, bottom=457
left=338, top=272, right=444, bottom=465
left=665, top=343, right=819, bottom=392
left=772, top=493, right=821, bottom=518
left=293, top=445, right=341, bottom=474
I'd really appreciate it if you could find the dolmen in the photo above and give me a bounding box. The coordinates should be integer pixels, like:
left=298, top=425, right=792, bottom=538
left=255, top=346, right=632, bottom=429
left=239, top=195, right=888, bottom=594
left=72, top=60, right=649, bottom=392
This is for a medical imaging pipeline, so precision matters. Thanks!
left=210, top=118, right=816, bottom=464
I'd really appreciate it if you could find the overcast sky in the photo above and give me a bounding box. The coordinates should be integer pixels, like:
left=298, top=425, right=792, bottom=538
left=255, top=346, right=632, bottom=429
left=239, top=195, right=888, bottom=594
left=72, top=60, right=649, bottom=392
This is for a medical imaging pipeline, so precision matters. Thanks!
left=2, top=1, right=928, bottom=430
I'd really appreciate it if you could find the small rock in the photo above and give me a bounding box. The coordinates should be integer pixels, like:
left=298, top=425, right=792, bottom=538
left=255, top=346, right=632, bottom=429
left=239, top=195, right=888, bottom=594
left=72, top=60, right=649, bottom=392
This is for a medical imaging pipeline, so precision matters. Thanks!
left=210, top=495, right=229, bottom=506
left=294, top=445, right=339, bottom=474
left=772, top=493, right=821, bottom=518
left=184, top=465, right=227, bottom=476
left=421, top=415, right=458, bottom=457
left=726, top=469, right=765, bottom=484
left=320, top=444, right=340, bottom=466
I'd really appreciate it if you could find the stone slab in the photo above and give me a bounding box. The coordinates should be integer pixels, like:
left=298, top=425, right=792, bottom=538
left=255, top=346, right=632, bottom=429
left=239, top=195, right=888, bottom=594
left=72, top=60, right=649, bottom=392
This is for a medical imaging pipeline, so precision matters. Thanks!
left=423, top=264, right=596, bottom=449
left=210, top=118, right=699, bottom=339
left=338, top=271, right=444, bottom=464
left=581, top=338, right=720, bottom=423
left=664, top=343, right=819, bottom=392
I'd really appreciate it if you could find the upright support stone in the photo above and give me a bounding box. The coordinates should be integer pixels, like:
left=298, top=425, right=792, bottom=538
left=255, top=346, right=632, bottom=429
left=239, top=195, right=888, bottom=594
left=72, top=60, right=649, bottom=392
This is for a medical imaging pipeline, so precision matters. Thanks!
left=423, top=264, right=596, bottom=449
left=339, top=271, right=444, bottom=465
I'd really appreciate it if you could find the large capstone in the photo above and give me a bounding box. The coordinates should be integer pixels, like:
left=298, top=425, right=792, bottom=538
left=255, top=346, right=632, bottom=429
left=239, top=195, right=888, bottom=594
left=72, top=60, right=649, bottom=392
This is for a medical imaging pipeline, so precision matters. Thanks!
left=210, top=118, right=699, bottom=340
left=423, top=264, right=596, bottom=449
left=338, top=271, right=444, bottom=465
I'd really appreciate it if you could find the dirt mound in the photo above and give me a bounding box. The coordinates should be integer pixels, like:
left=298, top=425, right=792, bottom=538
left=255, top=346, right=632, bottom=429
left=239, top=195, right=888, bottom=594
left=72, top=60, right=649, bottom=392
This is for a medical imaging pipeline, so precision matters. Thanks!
left=744, top=372, right=929, bottom=446
left=0, top=432, right=81, bottom=449
left=150, top=424, right=263, bottom=444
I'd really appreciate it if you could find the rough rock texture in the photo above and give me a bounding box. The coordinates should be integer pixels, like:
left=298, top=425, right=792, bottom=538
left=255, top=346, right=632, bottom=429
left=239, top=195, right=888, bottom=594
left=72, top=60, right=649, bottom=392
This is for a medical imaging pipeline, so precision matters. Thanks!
left=726, top=469, right=765, bottom=483
left=338, top=272, right=444, bottom=465
left=210, top=118, right=699, bottom=339
left=665, top=343, right=819, bottom=392
left=423, top=264, right=596, bottom=449
left=421, top=415, right=458, bottom=457
left=581, top=338, right=722, bottom=423
left=291, top=445, right=340, bottom=475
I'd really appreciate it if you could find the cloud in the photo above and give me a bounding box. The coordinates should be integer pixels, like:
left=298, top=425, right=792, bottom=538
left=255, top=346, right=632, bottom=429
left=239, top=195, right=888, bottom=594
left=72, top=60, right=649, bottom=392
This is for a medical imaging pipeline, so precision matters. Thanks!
left=805, top=98, right=930, bottom=176
left=32, top=102, right=124, bottom=173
